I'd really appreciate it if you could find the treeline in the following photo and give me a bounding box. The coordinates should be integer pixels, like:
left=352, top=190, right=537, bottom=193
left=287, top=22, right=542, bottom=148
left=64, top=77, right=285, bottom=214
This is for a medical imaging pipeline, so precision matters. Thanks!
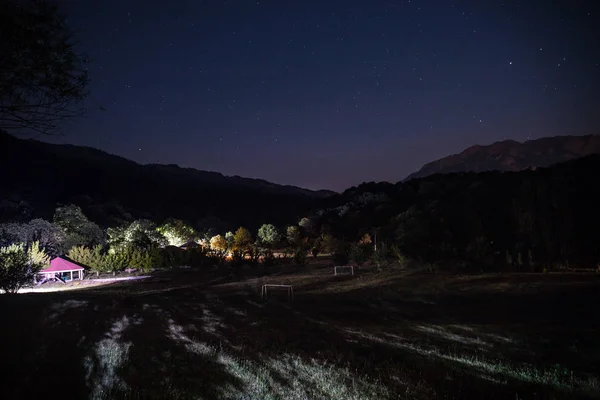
left=0, top=205, right=362, bottom=284
left=312, top=155, right=600, bottom=271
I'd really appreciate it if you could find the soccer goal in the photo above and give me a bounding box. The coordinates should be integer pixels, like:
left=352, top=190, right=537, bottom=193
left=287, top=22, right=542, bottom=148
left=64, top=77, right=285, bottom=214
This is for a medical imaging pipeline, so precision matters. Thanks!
left=334, top=266, right=355, bottom=276
left=261, top=284, right=294, bottom=301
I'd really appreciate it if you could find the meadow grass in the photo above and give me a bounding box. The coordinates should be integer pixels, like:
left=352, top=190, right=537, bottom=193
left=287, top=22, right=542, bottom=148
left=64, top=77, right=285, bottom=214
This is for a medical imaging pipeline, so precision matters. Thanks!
left=0, top=265, right=599, bottom=399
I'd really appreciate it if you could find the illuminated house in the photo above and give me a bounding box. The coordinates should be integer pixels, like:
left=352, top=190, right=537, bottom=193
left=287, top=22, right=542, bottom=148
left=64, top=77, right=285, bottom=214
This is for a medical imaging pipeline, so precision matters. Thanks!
left=38, top=257, right=85, bottom=283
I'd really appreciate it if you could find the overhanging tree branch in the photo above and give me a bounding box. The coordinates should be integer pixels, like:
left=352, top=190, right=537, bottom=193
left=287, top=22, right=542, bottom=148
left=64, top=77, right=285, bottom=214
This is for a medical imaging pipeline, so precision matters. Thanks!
left=0, top=0, right=90, bottom=136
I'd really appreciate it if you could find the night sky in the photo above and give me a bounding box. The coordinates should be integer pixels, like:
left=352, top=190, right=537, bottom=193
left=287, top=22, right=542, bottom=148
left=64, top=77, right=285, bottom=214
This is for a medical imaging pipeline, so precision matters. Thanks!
left=54, top=0, right=599, bottom=191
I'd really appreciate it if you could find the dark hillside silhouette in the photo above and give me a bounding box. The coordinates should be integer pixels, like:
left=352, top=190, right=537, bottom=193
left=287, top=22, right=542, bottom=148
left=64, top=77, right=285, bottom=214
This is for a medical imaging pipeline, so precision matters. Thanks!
left=0, top=131, right=334, bottom=229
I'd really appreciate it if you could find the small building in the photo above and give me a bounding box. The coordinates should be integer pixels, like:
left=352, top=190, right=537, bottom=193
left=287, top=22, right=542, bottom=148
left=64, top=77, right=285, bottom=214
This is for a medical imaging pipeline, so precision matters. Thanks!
left=180, top=241, right=201, bottom=250
left=38, top=257, right=85, bottom=283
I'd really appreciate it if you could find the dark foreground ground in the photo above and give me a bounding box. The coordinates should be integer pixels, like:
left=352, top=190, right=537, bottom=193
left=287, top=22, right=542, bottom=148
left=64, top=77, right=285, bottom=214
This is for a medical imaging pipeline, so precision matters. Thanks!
left=0, top=264, right=599, bottom=399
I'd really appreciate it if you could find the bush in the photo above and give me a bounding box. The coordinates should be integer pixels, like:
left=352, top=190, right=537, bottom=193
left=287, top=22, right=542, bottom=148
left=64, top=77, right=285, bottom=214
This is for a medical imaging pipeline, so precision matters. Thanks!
left=261, top=249, right=276, bottom=267
left=246, top=246, right=261, bottom=267
left=187, top=247, right=208, bottom=267
left=230, top=249, right=244, bottom=267
left=311, top=247, right=319, bottom=259
left=350, top=244, right=369, bottom=266
left=104, top=252, right=129, bottom=275
left=372, top=243, right=389, bottom=269
left=129, top=249, right=153, bottom=272
left=0, top=244, right=43, bottom=294
left=293, top=248, right=308, bottom=265
left=391, top=244, right=410, bottom=267
left=68, top=245, right=106, bottom=275
left=332, top=251, right=349, bottom=266
left=163, top=246, right=185, bottom=267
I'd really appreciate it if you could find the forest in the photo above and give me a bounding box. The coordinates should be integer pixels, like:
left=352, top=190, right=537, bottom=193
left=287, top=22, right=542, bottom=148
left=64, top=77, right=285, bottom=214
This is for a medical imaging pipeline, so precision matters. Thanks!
left=314, top=154, right=600, bottom=271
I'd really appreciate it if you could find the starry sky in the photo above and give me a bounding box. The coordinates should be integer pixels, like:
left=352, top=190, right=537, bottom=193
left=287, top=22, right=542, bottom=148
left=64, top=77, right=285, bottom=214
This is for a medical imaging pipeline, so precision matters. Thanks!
left=52, top=0, right=599, bottom=191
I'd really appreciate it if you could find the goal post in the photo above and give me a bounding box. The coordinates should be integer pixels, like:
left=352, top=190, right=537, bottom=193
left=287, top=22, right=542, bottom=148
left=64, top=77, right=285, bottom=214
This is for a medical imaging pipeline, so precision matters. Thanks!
left=261, top=284, right=294, bottom=301
left=334, top=266, right=354, bottom=276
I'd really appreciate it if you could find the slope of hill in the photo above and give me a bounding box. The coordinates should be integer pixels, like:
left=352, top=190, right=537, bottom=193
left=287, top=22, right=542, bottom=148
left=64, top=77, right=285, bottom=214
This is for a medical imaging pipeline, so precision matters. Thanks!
left=405, top=135, right=600, bottom=181
left=0, top=132, right=335, bottom=229
left=312, top=154, right=600, bottom=268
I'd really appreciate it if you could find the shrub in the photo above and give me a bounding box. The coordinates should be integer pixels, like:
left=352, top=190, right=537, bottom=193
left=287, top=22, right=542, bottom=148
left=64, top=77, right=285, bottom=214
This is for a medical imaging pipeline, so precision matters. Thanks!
left=104, top=252, right=129, bottom=275
left=505, top=250, right=513, bottom=266
left=246, top=246, right=261, bottom=267
left=391, top=244, right=410, bottom=267
left=311, top=247, right=319, bottom=259
left=230, top=249, right=244, bottom=267
left=68, top=245, right=106, bottom=276
left=187, top=247, right=208, bottom=267
left=372, top=243, right=389, bottom=269
left=129, top=249, right=153, bottom=272
left=163, top=246, right=185, bottom=267
left=332, top=251, right=349, bottom=266
left=68, top=245, right=93, bottom=269
left=148, top=247, right=166, bottom=269
left=262, top=249, right=276, bottom=267
left=350, top=244, right=369, bottom=266
left=0, top=244, right=43, bottom=294
left=293, top=248, right=308, bottom=265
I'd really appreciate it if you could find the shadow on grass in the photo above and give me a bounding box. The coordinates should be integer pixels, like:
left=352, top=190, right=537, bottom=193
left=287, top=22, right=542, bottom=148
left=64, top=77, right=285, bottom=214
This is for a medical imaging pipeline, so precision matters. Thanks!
left=1, top=268, right=600, bottom=399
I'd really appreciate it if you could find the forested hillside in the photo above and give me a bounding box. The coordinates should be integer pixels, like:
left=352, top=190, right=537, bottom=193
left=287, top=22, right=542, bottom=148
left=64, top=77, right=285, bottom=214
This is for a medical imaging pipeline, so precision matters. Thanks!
left=0, top=132, right=333, bottom=231
left=314, top=156, right=600, bottom=270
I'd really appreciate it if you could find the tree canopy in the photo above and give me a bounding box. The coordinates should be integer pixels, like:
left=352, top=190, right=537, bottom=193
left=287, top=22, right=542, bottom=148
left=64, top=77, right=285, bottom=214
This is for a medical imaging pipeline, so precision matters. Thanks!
left=157, top=219, right=196, bottom=247
left=0, top=0, right=90, bottom=135
left=257, top=224, right=280, bottom=245
left=53, top=205, right=104, bottom=250
left=107, top=220, right=167, bottom=253
left=286, top=225, right=301, bottom=246
left=0, top=243, right=44, bottom=293
left=0, top=218, right=64, bottom=255
left=233, top=227, right=252, bottom=251
left=209, top=234, right=227, bottom=252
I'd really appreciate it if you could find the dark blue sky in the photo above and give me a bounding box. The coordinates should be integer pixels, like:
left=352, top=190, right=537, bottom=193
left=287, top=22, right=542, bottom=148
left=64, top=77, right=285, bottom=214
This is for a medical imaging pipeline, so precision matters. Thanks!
left=53, top=0, right=599, bottom=191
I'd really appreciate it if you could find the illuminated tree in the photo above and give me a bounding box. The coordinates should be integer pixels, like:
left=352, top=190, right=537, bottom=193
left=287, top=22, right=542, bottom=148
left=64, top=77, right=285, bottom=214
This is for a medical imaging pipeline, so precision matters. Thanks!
left=0, top=243, right=44, bottom=294
left=359, top=233, right=372, bottom=245
left=257, top=224, right=280, bottom=246
left=233, top=227, right=252, bottom=251
left=28, top=241, right=50, bottom=267
left=67, top=245, right=105, bottom=275
left=107, top=220, right=167, bottom=253
left=157, top=219, right=196, bottom=247
left=209, top=234, right=227, bottom=252
left=225, top=231, right=235, bottom=248
left=0, top=0, right=91, bottom=135
left=129, top=249, right=153, bottom=272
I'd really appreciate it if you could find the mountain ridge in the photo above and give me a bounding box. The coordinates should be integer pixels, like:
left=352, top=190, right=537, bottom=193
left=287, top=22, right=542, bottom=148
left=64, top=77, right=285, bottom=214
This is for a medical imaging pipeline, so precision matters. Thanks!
left=405, top=134, right=600, bottom=181
left=10, top=132, right=336, bottom=197
left=0, top=131, right=335, bottom=229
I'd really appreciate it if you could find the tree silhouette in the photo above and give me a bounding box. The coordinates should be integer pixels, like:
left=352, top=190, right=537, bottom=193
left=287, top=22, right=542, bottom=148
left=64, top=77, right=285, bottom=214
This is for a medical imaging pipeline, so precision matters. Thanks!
left=0, top=0, right=90, bottom=135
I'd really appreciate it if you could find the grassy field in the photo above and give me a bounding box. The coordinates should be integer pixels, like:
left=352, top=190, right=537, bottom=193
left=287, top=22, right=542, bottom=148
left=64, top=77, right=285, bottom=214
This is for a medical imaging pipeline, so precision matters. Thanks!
left=1, top=263, right=599, bottom=399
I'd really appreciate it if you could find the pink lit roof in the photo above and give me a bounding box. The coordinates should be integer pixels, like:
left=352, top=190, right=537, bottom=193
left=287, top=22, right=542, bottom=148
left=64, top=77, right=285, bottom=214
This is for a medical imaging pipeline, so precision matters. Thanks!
left=42, top=257, right=85, bottom=273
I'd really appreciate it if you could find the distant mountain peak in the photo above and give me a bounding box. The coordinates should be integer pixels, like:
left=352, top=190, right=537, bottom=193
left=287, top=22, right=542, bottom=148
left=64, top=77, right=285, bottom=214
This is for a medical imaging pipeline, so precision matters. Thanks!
left=405, top=134, right=600, bottom=181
